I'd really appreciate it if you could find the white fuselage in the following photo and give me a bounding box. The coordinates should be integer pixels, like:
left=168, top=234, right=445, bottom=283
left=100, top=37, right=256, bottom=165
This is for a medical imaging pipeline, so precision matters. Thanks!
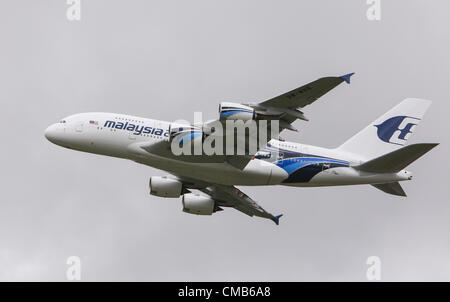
left=45, top=113, right=412, bottom=187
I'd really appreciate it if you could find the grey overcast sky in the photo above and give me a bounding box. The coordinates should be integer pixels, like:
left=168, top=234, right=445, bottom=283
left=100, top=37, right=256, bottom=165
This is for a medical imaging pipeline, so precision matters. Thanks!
left=0, top=0, right=449, bottom=281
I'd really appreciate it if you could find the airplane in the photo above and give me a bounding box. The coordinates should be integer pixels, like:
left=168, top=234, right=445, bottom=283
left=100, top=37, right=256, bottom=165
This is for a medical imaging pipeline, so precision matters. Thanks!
left=45, top=73, right=438, bottom=225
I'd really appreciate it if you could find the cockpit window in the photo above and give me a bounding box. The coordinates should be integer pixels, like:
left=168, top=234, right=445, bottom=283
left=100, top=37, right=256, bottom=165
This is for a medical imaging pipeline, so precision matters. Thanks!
left=59, top=120, right=66, bottom=123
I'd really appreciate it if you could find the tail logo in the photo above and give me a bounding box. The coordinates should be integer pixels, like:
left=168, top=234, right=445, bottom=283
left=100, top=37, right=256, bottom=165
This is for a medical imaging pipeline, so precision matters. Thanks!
left=374, top=116, right=420, bottom=145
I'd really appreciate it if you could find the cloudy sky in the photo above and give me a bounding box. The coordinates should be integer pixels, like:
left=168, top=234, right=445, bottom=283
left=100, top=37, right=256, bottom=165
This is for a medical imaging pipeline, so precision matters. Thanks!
left=0, top=0, right=448, bottom=281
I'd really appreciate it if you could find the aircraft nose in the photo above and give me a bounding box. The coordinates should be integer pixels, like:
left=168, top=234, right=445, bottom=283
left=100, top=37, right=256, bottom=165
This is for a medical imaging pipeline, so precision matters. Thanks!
left=45, top=123, right=62, bottom=144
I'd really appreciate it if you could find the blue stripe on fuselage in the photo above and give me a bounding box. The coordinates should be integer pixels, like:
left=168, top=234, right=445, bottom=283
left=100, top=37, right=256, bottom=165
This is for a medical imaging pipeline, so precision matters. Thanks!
left=275, top=157, right=349, bottom=174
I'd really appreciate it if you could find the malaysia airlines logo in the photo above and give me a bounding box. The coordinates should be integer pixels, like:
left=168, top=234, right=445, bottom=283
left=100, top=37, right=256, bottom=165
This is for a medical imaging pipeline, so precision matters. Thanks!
left=104, top=120, right=169, bottom=137
left=374, top=115, right=420, bottom=145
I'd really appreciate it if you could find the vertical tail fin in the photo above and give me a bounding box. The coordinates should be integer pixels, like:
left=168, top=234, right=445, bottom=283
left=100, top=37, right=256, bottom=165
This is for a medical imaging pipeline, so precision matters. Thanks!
left=337, top=98, right=431, bottom=159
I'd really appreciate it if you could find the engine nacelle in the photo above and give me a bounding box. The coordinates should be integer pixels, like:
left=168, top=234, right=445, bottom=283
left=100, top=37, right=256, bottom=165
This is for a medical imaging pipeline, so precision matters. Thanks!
left=219, top=102, right=255, bottom=121
left=182, top=193, right=215, bottom=215
left=149, top=176, right=183, bottom=198
left=168, top=123, right=203, bottom=145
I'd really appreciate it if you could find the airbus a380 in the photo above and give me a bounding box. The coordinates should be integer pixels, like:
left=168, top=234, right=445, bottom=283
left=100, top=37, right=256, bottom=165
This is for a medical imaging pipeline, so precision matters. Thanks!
left=45, top=73, right=438, bottom=225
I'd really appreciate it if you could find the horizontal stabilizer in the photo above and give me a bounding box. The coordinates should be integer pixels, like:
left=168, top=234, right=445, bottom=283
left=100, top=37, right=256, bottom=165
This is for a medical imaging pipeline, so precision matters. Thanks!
left=372, top=182, right=407, bottom=197
left=354, top=143, right=438, bottom=173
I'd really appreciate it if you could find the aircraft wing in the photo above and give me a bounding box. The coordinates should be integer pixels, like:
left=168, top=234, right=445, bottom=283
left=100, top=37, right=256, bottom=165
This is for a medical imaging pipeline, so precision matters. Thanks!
left=198, top=184, right=283, bottom=225
left=258, top=73, right=354, bottom=110
left=166, top=175, right=282, bottom=224
left=142, top=73, right=354, bottom=167
left=206, top=73, right=355, bottom=135
left=248, top=73, right=355, bottom=129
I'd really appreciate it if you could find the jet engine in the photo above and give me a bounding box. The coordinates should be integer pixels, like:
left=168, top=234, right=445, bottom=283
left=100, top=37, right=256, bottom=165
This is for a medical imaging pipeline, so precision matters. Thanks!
left=182, top=193, right=215, bottom=215
left=168, top=124, right=203, bottom=144
left=219, top=102, right=255, bottom=121
left=149, top=176, right=183, bottom=198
